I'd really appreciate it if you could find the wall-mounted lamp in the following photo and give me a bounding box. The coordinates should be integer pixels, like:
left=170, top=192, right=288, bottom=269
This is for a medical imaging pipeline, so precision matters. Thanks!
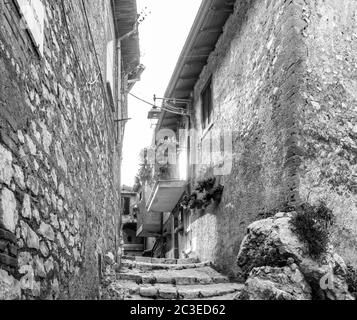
left=153, top=95, right=191, bottom=106
left=147, top=107, right=162, bottom=120
left=147, top=95, right=191, bottom=120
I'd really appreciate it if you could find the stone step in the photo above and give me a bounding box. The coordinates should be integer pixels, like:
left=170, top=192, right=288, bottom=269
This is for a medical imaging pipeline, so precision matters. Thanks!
left=204, top=292, right=239, bottom=300
left=116, top=267, right=230, bottom=285
left=122, top=256, right=199, bottom=265
left=121, top=260, right=212, bottom=271
left=116, top=281, right=243, bottom=300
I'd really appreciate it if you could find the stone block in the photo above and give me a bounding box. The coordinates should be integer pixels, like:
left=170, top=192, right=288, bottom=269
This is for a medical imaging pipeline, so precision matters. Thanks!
left=177, top=288, right=199, bottom=299
left=8, top=244, right=18, bottom=256
left=140, top=286, right=158, bottom=298
left=0, top=144, right=13, bottom=186
left=21, top=222, right=40, bottom=250
left=0, top=253, right=18, bottom=268
left=21, top=194, right=32, bottom=219
left=13, top=165, right=25, bottom=190
left=0, top=269, right=21, bottom=300
left=175, top=276, right=197, bottom=285
left=34, top=256, right=46, bottom=278
left=141, top=275, right=156, bottom=284
left=155, top=275, right=175, bottom=284
left=159, top=287, right=178, bottom=299
left=39, top=222, right=55, bottom=241
left=0, top=240, right=7, bottom=252
left=0, top=228, right=17, bottom=244
left=0, top=188, right=18, bottom=233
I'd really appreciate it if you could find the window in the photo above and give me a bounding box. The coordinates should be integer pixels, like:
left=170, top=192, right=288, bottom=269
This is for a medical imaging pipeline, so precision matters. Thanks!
left=123, top=197, right=130, bottom=216
left=106, top=40, right=115, bottom=112
left=201, top=78, right=213, bottom=130
left=106, top=40, right=114, bottom=90
left=14, top=0, right=45, bottom=57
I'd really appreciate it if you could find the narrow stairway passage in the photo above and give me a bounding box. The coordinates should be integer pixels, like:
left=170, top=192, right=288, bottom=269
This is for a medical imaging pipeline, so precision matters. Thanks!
left=107, top=256, right=244, bottom=300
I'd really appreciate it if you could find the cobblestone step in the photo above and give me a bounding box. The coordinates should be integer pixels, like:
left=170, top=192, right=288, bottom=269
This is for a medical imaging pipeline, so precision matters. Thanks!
left=121, top=259, right=212, bottom=271
left=122, top=256, right=200, bottom=265
left=116, top=267, right=229, bottom=285
left=115, top=281, right=243, bottom=300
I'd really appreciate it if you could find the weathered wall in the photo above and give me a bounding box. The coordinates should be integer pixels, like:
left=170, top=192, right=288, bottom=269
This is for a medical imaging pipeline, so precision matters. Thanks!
left=298, top=0, right=357, bottom=266
left=188, top=0, right=308, bottom=278
left=0, top=0, right=121, bottom=299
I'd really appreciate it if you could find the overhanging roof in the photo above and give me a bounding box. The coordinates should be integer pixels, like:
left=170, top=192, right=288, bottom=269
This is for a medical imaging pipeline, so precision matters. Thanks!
left=157, top=0, right=236, bottom=131
left=113, top=0, right=141, bottom=76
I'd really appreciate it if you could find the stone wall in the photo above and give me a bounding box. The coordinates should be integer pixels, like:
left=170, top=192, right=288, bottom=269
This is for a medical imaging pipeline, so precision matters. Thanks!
left=0, top=0, right=122, bottom=299
left=187, top=0, right=314, bottom=278
left=186, top=0, right=357, bottom=277
left=298, top=0, right=357, bottom=266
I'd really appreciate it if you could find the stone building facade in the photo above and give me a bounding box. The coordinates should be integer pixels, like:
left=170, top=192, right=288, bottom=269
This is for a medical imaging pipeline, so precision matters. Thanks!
left=0, top=0, right=141, bottom=299
left=146, top=0, right=357, bottom=278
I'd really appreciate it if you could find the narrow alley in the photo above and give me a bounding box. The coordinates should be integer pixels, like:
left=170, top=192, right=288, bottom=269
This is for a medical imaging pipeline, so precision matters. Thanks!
left=1, top=0, right=357, bottom=303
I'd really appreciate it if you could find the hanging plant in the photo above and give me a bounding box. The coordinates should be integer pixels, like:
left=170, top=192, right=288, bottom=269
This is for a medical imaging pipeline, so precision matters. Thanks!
left=179, top=180, right=224, bottom=213
left=195, top=178, right=216, bottom=193
left=211, top=184, right=224, bottom=205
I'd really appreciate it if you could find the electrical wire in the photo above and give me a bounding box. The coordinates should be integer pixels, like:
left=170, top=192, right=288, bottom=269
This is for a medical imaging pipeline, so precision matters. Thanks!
left=128, top=92, right=156, bottom=108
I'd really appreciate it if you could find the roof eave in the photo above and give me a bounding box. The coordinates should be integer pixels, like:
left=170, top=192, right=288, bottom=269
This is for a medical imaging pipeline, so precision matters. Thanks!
left=156, top=0, right=236, bottom=132
left=113, top=0, right=141, bottom=75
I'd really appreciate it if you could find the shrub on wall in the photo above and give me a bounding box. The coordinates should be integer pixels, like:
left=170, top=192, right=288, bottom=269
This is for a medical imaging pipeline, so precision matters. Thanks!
left=290, top=202, right=335, bottom=258
left=179, top=178, right=225, bottom=213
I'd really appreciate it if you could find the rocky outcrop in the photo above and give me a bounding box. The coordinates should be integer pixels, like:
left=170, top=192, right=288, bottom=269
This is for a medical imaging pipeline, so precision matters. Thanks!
left=236, top=212, right=354, bottom=300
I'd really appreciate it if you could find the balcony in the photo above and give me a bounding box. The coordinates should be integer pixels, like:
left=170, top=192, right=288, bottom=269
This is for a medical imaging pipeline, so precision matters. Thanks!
left=146, top=180, right=187, bottom=213
left=136, top=211, right=162, bottom=238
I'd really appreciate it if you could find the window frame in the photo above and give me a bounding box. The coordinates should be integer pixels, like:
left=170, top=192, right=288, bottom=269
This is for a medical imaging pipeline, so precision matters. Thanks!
left=201, top=77, right=214, bottom=131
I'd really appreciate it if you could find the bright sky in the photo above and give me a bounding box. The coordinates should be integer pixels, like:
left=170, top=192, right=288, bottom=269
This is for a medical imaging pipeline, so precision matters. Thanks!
left=121, top=0, right=202, bottom=187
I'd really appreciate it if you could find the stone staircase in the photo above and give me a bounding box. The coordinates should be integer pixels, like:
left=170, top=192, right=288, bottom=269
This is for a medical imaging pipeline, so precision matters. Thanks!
left=113, top=256, right=243, bottom=300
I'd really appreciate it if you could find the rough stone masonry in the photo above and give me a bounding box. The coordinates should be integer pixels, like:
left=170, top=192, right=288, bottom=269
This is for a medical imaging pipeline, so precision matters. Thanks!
left=186, top=0, right=357, bottom=278
left=0, top=0, right=125, bottom=299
